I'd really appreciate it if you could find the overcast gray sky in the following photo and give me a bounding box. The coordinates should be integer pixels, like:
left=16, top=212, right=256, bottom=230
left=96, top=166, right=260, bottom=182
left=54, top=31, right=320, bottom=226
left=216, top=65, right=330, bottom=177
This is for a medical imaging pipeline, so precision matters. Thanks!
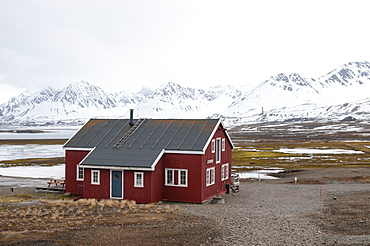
left=0, top=0, right=369, bottom=103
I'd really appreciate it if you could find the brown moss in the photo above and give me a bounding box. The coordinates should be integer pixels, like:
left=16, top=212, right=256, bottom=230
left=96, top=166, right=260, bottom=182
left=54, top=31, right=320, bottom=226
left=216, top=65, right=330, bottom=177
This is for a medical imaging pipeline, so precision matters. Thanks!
left=0, top=157, right=65, bottom=167
left=0, top=139, right=67, bottom=145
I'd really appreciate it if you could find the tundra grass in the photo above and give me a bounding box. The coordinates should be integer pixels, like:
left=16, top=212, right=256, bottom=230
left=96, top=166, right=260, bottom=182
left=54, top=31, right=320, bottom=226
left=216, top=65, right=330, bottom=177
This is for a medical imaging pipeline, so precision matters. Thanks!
left=0, top=157, right=65, bottom=167
left=0, top=139, right=67, bottom=145
left=0, top=197, right=178, bottom=233
left=232, top=140, right=370, bottom=170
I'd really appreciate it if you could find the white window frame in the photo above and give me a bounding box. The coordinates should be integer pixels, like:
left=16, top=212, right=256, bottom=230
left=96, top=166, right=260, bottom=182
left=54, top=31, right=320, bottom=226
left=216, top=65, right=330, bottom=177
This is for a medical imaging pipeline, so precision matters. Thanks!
left=216, top=138, right=221, bottom=163
left=165, top=168, right=188, bottom=187
left=222, top=138, right=226, bottom=151
left=206, top=167, right=215, bottom=186
left=91, top=170, right=100, bottom=185
left=178, top=169, right=188, bottom=187
left=211, top=139, right=215, bottom=153
left=134, top=172, right=144, bottom=187
left=221, top=163, right=229, bottom=181
left=76, top=165, right=84, bottom=181
left=165, top=169, right=174, bottom=185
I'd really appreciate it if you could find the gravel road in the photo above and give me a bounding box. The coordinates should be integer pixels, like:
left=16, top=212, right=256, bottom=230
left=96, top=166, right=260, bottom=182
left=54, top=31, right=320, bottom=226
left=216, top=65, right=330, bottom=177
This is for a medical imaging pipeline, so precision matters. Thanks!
left=179, top=174, right=370, bottom=245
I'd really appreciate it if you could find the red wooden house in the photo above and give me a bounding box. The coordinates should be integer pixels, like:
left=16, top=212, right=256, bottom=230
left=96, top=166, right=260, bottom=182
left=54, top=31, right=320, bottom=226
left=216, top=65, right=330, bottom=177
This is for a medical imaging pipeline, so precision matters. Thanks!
left=63, top=115, right=233, bottom=203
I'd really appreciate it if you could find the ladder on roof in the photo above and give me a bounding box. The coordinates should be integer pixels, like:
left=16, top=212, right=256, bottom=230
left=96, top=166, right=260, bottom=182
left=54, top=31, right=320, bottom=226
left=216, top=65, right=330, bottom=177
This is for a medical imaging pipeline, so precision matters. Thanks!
left=112, top=118, right=145, bottom=149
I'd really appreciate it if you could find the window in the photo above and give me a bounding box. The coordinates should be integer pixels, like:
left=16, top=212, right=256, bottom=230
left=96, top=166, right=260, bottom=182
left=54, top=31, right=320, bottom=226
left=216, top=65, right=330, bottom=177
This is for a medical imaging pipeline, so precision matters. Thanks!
left=165, top=168, right=188, bottom=187
left=211, top=139, right=215, bottom=153
left=222, top=138, right=226, bottom=151
left=134, top=172, right=144, bottom=187
left=179, top=170, right=188, bottom=186
left=206, top=167, right=215, bottom=186
left=91, top=170, right=100, bottom=185
left=92, top=170, right=100, bottom=185
left=77, top=165, right=84, bottom=181
left=221, top=163, right=229, bottom=181
left=165, top=169, right=174, bottom=185
left=216, top=138, right=221, bottom=163
left=221, top=165, right=224, bottom=180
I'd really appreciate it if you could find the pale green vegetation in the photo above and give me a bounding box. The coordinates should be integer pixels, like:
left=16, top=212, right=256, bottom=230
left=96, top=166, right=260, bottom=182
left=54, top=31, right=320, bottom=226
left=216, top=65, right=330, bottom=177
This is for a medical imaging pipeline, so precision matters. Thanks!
left=0, top=139, right=67, bottom=145
left=232, top=140, right=370, bottom=171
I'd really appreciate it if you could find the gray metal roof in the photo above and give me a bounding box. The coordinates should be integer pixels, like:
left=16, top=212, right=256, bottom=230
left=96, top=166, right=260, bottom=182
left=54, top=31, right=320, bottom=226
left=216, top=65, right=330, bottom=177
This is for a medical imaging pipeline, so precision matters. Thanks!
left=64, top=118, right=227, bottom=169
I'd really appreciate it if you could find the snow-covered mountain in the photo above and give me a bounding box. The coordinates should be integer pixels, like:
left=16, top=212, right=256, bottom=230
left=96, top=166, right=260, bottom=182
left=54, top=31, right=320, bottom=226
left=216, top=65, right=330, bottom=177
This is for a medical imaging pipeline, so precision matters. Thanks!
left=0, top=87, right=57, bottom=120
left=1, top=61, right=370, bottom=126
left=318, top=61, right=370, bottom=104
left=320, top=61, right=370, bottom=88
left=135, top=82, right=242, bottom=118
left=223, top=73, right=324, bottom=118
left=0, top=81, right=243, bottom=125
left=256, top=97, right=370, bottom=123
left=221, top=61, right=370, bottom=126
left=0, top=81, right=143, bottom=125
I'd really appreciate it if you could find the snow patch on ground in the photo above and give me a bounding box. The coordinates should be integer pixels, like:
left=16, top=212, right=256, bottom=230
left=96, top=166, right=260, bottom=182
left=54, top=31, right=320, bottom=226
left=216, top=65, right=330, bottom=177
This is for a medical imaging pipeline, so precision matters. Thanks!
left=274, top=148, right=364, bottom=155
left=238, top=169, right=283, bottom=180
left=0, top=164, right=65, bottom=179
left=0, top=144, right=64, bottom=161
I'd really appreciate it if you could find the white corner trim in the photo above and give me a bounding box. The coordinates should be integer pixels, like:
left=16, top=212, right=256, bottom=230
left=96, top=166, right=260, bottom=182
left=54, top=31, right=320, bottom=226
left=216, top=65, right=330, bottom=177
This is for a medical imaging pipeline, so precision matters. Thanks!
left=79, top=165, right=153, bottom=171
left=151, top=149, right=165, bottom=171
left=164, top=150, right=204, bottom=155
left=64, top=147, right=94, bottom=151
left=78, top=147, right=96, bottom=165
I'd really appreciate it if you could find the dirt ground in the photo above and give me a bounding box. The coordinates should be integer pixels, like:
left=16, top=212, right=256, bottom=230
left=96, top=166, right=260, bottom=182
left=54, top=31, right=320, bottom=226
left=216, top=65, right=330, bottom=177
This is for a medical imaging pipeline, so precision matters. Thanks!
left=0, top=213, right=214, bottom=246
left=272, top=167, right=370, bottom=184
left=273, top=167, right=370, bottom=237
left=1, top=167, right=370, bottom=245
left=0, top=198, right=215, bottom=246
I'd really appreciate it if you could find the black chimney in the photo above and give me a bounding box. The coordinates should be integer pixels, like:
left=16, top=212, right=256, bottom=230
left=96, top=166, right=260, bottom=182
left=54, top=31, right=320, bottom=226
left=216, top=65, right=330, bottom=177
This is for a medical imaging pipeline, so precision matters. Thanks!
left=129, top=109, right=134, bottom=126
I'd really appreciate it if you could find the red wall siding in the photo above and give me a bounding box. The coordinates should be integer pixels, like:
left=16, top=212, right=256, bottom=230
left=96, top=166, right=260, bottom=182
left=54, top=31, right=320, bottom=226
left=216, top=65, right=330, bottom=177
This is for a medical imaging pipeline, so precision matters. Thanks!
left=65, top=150, right=89, bottom=195
left=83, top=169, right=111, bottom=200
left=124, top=170, right=153, bottom=203
left=150, top=158, right=165, bottom=202
left=123, top=158, right=164, bottom=203
left=163, top=153, right=203, bottom=203
left=162, top=125, right=233, bottom=203
left=201, top=125, right=233, bottom=202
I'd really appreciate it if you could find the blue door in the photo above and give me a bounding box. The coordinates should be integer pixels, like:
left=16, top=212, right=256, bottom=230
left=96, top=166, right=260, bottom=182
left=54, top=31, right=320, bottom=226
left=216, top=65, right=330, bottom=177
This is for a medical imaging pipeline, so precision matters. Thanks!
left=111, top=171, right=123, bottom=198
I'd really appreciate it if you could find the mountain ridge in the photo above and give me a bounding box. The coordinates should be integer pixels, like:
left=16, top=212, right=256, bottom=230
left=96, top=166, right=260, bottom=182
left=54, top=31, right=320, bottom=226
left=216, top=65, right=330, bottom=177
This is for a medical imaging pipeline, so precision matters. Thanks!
left=1, top=61, right=370, bottom=126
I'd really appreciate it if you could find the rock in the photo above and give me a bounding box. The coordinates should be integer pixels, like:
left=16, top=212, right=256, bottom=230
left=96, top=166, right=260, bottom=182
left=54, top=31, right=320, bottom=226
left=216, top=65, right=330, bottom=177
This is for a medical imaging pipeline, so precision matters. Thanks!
left=341, top=116, right=356, bottom=122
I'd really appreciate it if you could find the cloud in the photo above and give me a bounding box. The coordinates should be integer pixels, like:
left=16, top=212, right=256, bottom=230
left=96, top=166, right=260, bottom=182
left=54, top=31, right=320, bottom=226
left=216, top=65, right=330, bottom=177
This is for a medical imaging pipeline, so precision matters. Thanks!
left=0, top=48, right=47, bottom=86
left=0, top=78, right=26, bottom=104
left=0, top=0, right=369, bottom=99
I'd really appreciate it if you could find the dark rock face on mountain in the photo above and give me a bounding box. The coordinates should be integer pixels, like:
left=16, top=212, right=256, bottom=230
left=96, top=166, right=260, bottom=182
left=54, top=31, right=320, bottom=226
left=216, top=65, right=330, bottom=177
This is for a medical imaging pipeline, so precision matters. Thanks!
left=321, top=61, right=370, bottom=87
left=341, top=116, right=357, bottom=122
